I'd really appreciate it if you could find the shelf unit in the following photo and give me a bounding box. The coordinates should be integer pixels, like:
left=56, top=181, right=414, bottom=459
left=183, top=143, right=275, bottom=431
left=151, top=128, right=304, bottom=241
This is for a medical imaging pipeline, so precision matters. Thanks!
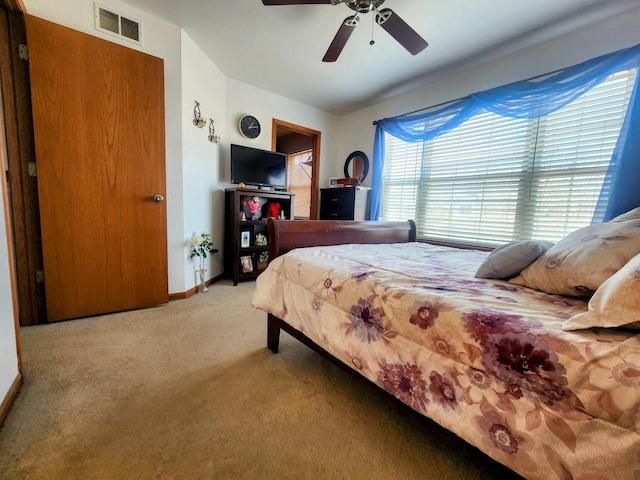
left=224, top=188, right=295, bottom=285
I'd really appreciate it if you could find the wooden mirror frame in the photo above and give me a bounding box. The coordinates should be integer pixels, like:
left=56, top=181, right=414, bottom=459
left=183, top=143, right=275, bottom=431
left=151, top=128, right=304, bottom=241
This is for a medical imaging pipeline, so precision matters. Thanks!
left=343, top=151, right=369, bottom=183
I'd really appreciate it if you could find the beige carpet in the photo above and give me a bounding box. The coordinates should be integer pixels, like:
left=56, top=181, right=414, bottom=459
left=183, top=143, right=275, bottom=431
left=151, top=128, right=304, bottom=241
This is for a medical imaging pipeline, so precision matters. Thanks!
left=0, top=280, right=521, bottom=480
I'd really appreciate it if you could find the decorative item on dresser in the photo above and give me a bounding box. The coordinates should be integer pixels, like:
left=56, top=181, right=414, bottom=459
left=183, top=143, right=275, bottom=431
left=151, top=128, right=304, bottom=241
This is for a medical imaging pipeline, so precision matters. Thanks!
left=319, top=186, right=371, bottom=220
left=224, top=187, right=295, bottom=285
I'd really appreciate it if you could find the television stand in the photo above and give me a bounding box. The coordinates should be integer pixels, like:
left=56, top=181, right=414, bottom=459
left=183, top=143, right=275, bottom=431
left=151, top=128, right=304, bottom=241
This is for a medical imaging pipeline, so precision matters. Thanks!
left=224, top=188, right=295, bottom=285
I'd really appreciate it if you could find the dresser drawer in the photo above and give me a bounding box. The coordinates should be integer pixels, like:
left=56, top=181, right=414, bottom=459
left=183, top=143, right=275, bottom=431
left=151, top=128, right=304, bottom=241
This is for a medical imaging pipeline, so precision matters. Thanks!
left=319, top=188, right=370, bottom=220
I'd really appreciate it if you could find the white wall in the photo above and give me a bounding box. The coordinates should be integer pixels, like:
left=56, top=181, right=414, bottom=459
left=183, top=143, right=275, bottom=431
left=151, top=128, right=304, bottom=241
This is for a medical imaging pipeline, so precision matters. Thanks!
left=224, top=79, right=340, bottom=190
left=180, top=32, right=226, bottom=287
left=179, top=42, right=339, bottom=290
left=0, top=170, right=19, bottom=406
left=335, top=6, right=640, bottom=188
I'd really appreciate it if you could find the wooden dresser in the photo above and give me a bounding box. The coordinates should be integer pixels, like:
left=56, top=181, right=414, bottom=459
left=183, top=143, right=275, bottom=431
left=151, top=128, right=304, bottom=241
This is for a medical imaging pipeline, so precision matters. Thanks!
left=319, top=187, right=370, bottom=220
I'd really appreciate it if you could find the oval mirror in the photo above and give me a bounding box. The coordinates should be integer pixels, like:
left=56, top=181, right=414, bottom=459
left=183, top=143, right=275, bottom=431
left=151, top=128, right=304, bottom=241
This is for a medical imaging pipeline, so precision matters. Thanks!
left=343, top=151, right=369, bottom=184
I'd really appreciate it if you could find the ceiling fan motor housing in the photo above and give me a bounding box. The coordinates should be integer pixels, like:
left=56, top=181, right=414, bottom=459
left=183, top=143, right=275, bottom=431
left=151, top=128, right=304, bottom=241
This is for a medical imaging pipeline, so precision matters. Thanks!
left=347, top=0, right=385, bottom=14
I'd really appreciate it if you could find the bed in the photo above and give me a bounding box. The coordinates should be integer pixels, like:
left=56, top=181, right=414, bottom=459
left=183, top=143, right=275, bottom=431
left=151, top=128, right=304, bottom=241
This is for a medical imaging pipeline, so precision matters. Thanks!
left=252, top=218, right=640, bottom=479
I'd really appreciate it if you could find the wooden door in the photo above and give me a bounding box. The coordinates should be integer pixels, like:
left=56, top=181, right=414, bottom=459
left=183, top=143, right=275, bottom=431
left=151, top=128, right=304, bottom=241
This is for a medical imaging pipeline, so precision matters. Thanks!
left=26, top=16, right=168, bottom=322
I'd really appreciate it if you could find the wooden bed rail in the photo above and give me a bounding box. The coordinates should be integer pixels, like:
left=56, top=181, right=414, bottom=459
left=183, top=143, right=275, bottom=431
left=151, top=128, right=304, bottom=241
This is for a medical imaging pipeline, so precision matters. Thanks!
left=267, top=219, right=417, bottom=260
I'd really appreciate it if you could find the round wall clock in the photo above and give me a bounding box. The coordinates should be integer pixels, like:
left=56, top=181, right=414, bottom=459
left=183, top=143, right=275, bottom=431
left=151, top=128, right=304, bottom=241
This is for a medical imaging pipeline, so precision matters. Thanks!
left=238, top=115, right=261, bottom=139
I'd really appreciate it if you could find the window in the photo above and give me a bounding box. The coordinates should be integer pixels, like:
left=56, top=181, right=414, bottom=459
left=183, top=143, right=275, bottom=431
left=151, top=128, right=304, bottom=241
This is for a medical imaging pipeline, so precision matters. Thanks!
left=381, top=68, right=638, bottom=246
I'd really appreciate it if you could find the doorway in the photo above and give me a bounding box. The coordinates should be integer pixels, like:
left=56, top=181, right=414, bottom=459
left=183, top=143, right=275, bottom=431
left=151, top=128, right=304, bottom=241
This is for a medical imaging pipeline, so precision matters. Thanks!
left=272, top=119, right=321, bottom=220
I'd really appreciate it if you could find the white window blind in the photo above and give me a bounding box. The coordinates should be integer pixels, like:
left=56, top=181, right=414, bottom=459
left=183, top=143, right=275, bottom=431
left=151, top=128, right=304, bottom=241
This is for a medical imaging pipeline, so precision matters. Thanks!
left=382, top=69, right=638, bottom=246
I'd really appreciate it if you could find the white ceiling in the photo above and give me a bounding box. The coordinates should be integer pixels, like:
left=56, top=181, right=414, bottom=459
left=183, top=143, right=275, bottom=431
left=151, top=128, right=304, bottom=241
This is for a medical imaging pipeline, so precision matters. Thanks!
left=120, top=0, right=640, bottom=116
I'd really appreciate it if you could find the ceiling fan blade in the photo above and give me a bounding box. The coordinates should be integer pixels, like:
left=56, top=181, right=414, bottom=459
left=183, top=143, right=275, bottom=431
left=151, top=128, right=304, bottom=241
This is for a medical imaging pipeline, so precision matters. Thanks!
left=322, top=15, right=358, bottom=62
left=262, top=0, right=331, bottom=5
left=376, top=8, right=428, bottom=55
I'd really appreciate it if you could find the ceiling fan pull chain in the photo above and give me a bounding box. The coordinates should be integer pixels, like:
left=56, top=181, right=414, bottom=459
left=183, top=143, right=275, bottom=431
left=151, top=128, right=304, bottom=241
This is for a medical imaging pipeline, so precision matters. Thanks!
left=370, top=12, right=375, bottom=45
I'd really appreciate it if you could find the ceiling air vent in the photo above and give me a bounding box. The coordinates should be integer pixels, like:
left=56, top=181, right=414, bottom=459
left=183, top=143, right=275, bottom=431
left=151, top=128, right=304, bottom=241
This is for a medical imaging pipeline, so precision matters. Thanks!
left=94, top=3, right=142, bottom=45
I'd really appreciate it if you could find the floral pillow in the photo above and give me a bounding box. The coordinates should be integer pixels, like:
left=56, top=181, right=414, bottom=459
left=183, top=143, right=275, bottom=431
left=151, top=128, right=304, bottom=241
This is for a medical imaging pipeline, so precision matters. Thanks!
left=475, top=240, right=554, bottom=279
left=509, top=214, right=640, bottom=297
left=563, top=252, right=640, bottom=330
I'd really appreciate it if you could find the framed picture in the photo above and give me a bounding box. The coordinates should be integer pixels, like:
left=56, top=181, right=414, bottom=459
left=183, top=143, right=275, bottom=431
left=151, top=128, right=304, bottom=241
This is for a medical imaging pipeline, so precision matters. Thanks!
left=240, top=255, right=253, bottom=273
left=240, top=231, right=250, bottom=248
left=329, top=177, right=339, bottom=187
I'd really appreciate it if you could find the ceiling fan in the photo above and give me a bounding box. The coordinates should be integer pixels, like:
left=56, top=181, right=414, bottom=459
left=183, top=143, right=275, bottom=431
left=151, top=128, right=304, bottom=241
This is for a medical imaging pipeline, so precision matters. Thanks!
left=262, top=0, right=429, bottom=62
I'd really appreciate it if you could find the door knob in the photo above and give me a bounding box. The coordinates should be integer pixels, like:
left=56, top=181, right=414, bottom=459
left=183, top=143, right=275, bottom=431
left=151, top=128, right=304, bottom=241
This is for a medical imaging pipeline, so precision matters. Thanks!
left=153, top=194, right=165, bottom=203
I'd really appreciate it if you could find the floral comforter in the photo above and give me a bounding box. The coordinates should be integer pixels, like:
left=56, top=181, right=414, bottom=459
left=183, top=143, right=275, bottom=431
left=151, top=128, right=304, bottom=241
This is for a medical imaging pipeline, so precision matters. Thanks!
left=252, top=242, right=640, bottom=479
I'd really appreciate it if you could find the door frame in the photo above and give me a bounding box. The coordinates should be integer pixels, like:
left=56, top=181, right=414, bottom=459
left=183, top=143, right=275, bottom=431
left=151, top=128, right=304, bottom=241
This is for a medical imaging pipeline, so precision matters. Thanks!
left=0, top=0, right=25, bottom=389
left=0, top=2, right=45, bottom=327
left=271, top=119, right=321, bottom=219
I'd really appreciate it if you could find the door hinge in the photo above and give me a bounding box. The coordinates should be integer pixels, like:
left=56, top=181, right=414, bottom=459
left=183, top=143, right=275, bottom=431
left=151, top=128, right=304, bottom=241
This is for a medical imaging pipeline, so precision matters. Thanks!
left=18, top=44, right=28, bottom=61
left=35, top=270, right=45, bottom=284
left=28, top=162, right=37, bottom=177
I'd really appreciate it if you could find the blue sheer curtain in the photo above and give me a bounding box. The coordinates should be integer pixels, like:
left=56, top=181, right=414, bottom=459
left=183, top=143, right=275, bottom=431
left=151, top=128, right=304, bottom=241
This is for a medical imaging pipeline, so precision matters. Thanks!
left=371, top=43, right=640, bottom=221
left=592, top=71, right=640, bottom=222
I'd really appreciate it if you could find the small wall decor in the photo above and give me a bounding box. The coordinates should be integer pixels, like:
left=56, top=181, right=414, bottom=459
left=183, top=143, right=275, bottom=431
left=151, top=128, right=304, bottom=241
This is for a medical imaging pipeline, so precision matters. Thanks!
left=193, top=101, right=206, bottom=128
left=238, top=114, right=261, bottom=139
left=208, top=119, right=220, bottom=143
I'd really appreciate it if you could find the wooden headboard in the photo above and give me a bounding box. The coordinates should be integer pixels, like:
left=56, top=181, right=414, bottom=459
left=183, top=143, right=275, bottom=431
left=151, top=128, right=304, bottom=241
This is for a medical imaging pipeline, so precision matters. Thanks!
left=267, top=219, right=417, bottom=260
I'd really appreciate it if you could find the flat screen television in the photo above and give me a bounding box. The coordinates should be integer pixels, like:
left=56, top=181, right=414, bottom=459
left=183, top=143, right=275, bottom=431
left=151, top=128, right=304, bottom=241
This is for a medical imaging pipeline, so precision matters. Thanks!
left=230, top=144, right=288, bottom=189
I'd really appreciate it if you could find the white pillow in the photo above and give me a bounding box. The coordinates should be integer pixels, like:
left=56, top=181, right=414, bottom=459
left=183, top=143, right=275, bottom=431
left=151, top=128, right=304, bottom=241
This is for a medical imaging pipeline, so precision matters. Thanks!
left=563, top=252, right=640, bottom=331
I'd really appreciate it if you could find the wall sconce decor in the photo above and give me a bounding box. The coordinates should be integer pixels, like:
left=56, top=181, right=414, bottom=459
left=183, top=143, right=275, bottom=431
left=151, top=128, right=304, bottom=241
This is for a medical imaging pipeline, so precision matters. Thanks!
left=193, top=101, right=206, bottom=128
left=208, top=119, right=220, bottom=144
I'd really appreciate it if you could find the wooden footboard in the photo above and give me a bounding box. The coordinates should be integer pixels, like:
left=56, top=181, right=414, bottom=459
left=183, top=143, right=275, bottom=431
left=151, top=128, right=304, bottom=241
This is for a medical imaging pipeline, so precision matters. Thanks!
left=267, top=218, right=417, bottom=260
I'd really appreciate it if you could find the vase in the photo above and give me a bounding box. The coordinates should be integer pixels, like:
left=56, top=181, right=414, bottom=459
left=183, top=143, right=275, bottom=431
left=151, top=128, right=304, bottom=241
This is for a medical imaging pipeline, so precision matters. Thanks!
left=198, top=268, right=208, bottom=293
